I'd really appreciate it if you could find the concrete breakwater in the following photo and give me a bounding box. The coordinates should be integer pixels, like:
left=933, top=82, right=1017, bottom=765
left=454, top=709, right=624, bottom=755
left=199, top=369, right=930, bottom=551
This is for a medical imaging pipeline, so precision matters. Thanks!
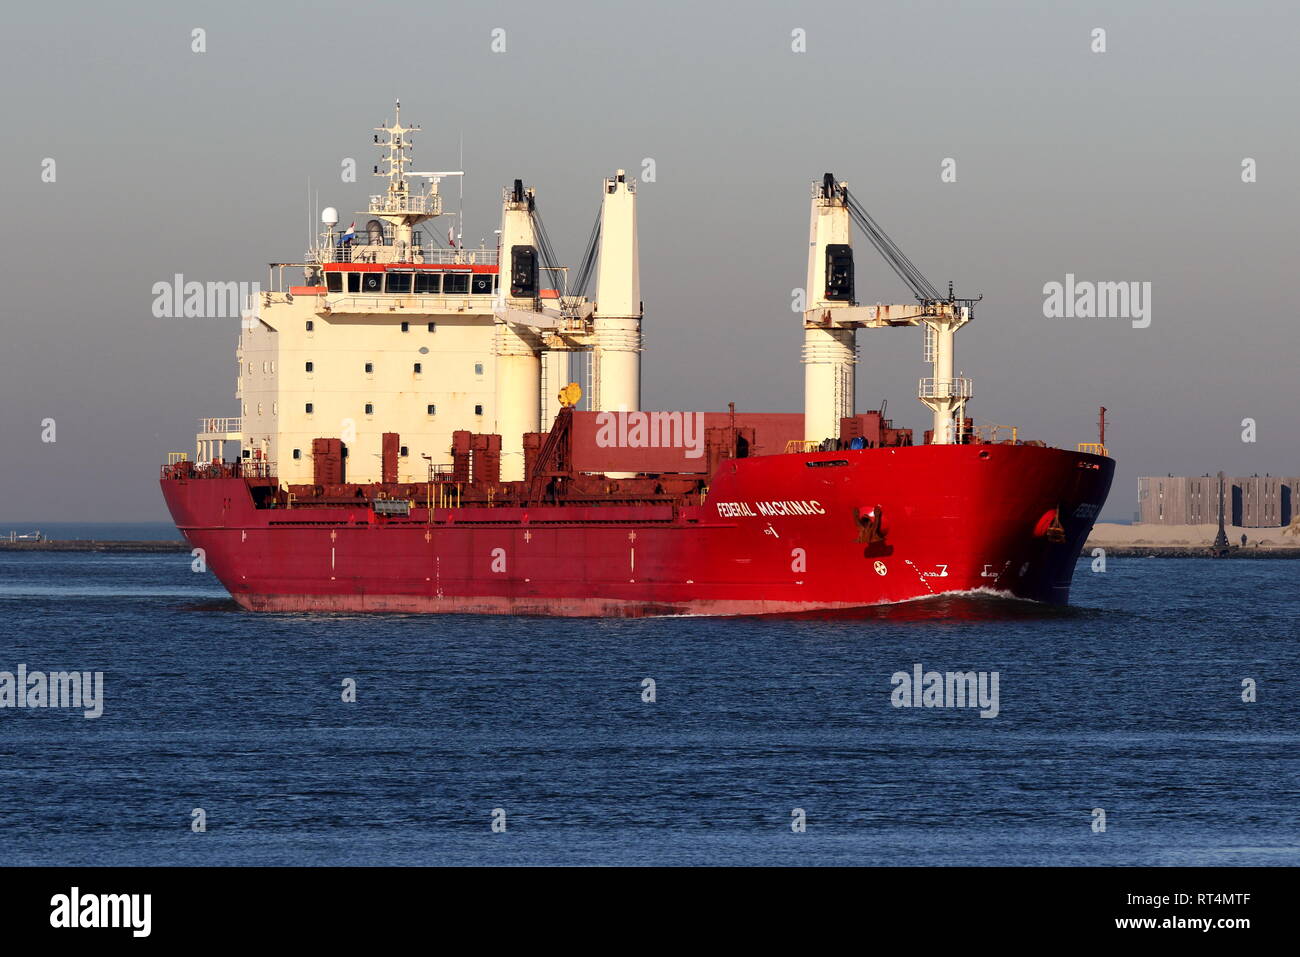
left=0, top=540, right=189, bottom=553
left=1088, top=544, right=1300, bottom=558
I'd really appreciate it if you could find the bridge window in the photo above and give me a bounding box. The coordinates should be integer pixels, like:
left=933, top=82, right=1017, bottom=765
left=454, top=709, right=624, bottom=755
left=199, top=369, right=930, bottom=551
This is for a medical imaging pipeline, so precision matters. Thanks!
left=387, top=272, right=412, bottom=294
left=444, top=273, right=469, bottom=295
left=325, top=274, right=342, bottom=293
left=346, top=273, right=361, bottom=293
left=471, top=273, right=494, bottom=295
left=415, top=273, right=441, bottom=294
left=360, top=273, right=382, bottom=293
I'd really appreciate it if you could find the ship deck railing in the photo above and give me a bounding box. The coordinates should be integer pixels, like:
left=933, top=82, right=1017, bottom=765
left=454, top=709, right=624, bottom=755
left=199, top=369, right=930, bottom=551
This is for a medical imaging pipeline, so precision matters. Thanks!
left=918, top=376, right=974, bottom=400
left=198, top=416, right=241, bottom=436
left=968, top=423, right=1019, bottom=444
left=161, top=461, right=276, bottom=480
left=320, top=293, right=498, bottom=313
left=367, top=193, right=440, bottom=216
left=319, top=244, right=500, bottom=265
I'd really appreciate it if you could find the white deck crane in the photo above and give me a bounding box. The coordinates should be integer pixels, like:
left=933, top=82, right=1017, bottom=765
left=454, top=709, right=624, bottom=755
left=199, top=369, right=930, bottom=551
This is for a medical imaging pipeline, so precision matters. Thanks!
left=802, top=173, right=979, bottom=446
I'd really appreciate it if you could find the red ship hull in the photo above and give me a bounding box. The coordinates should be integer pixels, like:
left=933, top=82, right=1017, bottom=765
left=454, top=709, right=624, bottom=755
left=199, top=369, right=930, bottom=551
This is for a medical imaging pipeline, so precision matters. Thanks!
left=161, top=444, right=1113, bottom=617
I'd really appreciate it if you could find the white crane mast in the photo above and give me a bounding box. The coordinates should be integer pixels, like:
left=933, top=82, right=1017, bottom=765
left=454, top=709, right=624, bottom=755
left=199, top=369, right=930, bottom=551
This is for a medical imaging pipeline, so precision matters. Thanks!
left=802, top=177, right=857, bottom=445
left=494, top=181, right=544, bottom=481
left=591, top=170, right=642, bottom=413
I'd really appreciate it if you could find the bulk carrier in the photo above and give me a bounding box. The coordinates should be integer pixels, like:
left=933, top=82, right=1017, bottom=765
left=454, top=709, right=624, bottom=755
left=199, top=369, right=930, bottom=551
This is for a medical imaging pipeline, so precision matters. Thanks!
left=160, top=103, right=1114, bottom=616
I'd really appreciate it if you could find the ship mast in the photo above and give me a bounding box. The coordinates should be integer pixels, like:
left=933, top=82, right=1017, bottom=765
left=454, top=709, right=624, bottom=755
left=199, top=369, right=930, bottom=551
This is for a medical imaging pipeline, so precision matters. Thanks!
left=367, top=100, right=440, bottom=256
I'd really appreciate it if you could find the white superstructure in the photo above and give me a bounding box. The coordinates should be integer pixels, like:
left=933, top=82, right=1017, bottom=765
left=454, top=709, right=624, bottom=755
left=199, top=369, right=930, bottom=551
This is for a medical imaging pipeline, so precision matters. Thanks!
left=201, top=104, right=642, bottom=485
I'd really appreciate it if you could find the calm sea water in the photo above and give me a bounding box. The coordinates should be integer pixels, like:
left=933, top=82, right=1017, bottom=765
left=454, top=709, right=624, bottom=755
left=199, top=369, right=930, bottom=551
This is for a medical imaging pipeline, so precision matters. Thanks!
left=0, top=548, right=1295, bottom=866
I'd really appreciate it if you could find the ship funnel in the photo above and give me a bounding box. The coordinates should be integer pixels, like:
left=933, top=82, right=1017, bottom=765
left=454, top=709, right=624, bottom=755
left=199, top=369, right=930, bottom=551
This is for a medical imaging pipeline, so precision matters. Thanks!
left=592, top=170, right=641, bottom=414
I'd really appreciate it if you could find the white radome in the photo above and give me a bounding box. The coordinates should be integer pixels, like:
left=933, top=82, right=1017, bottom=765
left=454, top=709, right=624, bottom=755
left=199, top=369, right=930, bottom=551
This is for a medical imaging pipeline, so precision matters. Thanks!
left=321, top=207, right=339, bottom=227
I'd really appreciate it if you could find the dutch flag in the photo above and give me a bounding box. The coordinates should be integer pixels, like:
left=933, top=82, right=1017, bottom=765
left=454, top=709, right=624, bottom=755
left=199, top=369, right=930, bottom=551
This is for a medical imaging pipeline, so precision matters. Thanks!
left=341, top=221, right=356, bottom=244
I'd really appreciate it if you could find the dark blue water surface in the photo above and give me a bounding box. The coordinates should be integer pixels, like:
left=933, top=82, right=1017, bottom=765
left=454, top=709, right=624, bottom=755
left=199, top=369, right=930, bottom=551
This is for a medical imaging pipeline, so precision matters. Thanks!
left=0, top=550, right=1295, bottom=866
